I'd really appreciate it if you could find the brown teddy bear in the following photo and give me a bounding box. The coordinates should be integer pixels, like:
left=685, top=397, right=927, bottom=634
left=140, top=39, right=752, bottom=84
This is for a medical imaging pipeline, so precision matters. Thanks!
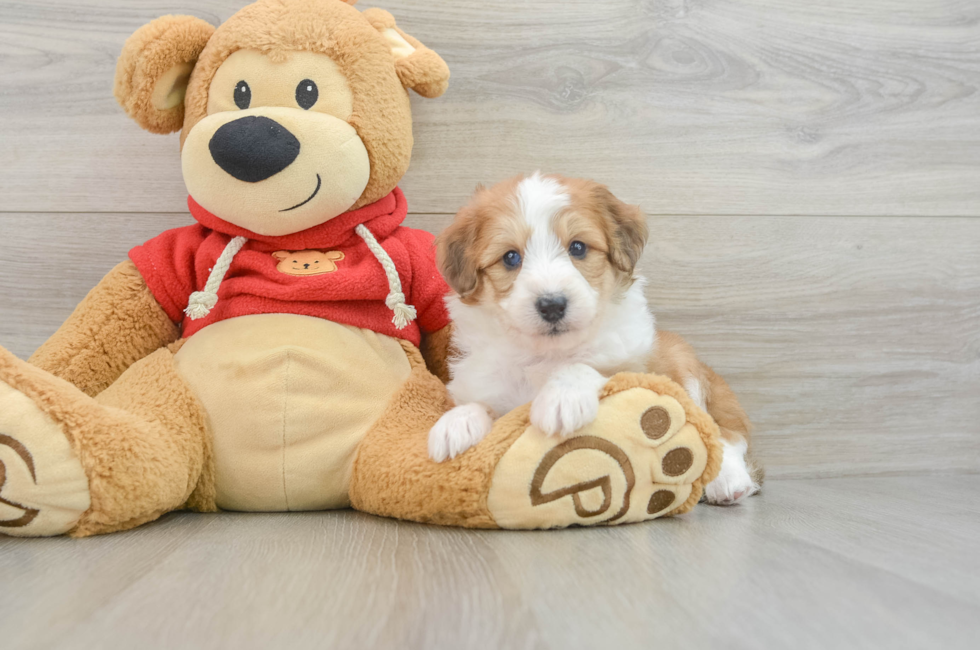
left=0, top=0, right=721, bottom=537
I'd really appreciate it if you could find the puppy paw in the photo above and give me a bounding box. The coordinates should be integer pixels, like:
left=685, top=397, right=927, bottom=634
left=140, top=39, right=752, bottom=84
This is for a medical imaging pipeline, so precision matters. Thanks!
left=704, top=441, right=759, bottom=506
left=428, top=404, right=493, bottom=462
left=530, top=380, right=601, bottom=438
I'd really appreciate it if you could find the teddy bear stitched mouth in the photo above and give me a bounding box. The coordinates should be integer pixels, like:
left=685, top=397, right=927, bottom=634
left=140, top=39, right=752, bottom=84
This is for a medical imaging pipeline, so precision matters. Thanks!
left=281, top=173, right=322, bottom=212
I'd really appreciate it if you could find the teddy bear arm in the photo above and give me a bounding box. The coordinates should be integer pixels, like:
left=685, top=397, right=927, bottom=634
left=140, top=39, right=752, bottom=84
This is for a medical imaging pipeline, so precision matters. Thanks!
left=29, top=260, right=179, bottom=397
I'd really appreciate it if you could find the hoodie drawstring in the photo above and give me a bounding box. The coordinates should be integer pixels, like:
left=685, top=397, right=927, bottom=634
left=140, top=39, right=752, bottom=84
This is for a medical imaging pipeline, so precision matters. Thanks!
left=355, top=224, right=417, bottom=330
left=185, top=236, right=248, bottom=320
left=183, top=229, right=418, bottom=330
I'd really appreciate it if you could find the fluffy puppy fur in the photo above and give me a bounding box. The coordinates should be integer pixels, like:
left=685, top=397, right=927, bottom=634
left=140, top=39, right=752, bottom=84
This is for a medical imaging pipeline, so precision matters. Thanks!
left=430, top=173, right=762, bottom=505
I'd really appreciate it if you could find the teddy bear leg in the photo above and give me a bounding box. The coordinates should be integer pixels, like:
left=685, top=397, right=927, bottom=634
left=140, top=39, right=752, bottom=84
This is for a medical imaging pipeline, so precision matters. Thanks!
left=0, top=344, right=211, bottom=537
left=350, top=355, right=723, bottom=530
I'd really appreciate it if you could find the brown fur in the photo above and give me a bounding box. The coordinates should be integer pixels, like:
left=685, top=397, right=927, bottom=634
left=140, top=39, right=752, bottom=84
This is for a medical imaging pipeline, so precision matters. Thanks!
left=350, top=350, right=723, bottom=527
left=437, top=174, right=649, bottom=306
left=419, top=323, right=454, bottom=385
left=438, top=175, right=761, bottom=488
left=350, top=342, right=524, bottom=528
left=114, top=16, right=215, bottom=135
left=648, top=330, right=764, bottom=484
left=115, top=0, right=450, bottom=211
left=29, top=261, right=179, bottom=397
left=0, top=345, right=211, bottom=537
left=598, top=372, right=723, bottom=515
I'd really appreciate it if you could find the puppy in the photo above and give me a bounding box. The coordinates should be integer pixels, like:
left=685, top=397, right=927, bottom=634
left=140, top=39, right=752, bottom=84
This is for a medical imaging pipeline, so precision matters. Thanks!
left=429, top=173, right=762, bottom=505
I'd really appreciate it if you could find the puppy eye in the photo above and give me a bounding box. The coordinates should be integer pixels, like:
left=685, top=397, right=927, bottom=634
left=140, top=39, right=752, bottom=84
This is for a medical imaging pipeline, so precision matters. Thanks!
left=234, top=81, right=251, bottom=110
left=502, top=250, right=522, bottom=269
left=296, top=79, right=319, bottom=110
left=569, top=241, right=588, bottom=259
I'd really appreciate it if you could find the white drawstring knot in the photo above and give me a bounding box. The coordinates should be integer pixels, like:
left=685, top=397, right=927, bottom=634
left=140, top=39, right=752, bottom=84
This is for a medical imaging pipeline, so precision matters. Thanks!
left=356, top=224, right=417, bottom=330
left=185, top=236, right=248, bottom=320
left=183, top=227, right=417, bottom=329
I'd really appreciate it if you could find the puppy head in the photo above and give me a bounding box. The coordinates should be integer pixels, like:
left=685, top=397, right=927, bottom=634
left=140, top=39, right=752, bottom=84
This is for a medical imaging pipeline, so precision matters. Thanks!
left=437, top=173, right=647, bottom=351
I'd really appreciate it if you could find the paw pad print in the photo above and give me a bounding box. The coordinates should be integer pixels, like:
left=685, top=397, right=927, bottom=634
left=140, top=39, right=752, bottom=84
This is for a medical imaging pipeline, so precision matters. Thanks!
left=487, top=385, right=713, bottom=528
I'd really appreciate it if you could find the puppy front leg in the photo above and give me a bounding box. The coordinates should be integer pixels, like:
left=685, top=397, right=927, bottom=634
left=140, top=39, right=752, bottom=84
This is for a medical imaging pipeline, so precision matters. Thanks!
left=428, top=403, right=494, bottom=462
left=530, top=364, right=607, bottom=437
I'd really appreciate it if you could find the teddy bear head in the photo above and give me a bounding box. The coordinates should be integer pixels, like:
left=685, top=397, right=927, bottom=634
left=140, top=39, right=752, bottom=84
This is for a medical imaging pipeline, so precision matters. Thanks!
left=114, top=0, right=449, bottom=237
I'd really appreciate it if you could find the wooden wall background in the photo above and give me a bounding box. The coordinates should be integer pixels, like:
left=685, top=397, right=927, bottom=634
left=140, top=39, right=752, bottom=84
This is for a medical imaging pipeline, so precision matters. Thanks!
left=0, top=0, right=977, bottom=478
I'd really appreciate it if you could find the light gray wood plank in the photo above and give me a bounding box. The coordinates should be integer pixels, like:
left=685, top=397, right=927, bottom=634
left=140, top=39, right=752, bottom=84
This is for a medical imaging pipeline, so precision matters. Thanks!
left=2, top=478, right=979, bottom=650
left=2, top=212, right=977, bottom=478
left=1, top=1, right=979, bottom=215
left=0, top=514, right=221, bottom=650
left=762, top=476, right=980, bottom=606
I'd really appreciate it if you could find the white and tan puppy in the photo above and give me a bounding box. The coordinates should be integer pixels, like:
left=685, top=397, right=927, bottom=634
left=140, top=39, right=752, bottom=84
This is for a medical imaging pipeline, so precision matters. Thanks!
left=429, top=173, right=762, bottom=505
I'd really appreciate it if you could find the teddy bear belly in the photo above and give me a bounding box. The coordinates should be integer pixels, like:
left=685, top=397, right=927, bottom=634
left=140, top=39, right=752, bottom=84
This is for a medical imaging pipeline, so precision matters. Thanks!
left=173, top=313, right=412, bottom=512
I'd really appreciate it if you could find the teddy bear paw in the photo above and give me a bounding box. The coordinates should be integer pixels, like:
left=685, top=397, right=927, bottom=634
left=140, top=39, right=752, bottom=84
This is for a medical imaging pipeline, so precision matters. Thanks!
left=486, top=381, right=715, bottom=529
left=0, top=380, right=90, bottom=537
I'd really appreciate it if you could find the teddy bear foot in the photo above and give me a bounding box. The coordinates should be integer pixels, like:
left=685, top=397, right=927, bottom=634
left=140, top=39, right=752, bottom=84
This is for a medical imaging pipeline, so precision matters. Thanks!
left=485, top=374, right=721, bottom=529
left=0, top=349, right=91, bottom=537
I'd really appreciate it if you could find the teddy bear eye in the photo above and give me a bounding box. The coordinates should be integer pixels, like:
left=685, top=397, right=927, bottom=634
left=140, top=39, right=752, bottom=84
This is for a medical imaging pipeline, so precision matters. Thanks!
left=296, top=79, right=318, bottom=110
left=234, top=81, right=251, bottom=110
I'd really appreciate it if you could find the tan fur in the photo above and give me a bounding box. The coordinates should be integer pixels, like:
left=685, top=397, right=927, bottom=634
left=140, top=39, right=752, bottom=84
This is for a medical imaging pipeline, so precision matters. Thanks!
left=114, top=16, right=216, bottom=134
left=351, top=349, right=723, bottom=527
left=419, top=323, right=455, bottom=385
left=29, top=261, right=179, bottom=397
left=0, top=345, right=211, bottom=537
left=438, top=174, right=760, bottom=489
left=437, top=174, right=649, bottom=306
left=559, top=177, right=648, bottom=281
left=350, top=342, right=525, bottom=527
left=648, top=330, right=764, bottom=484
left=597, top=373, right=723, bottom=515
left=116, top=0, right=449, bottom=212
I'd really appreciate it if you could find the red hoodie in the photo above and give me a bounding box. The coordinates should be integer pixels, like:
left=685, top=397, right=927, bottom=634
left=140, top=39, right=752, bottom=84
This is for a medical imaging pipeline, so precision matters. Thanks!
left=129, top=188, right=450, bottom=347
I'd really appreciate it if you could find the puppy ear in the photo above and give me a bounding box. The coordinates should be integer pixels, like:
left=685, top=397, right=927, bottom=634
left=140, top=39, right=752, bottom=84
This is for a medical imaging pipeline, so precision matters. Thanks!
left=596, top=187, right=648, bottom=275
left=272, top=251, right=290, bottom=261
left=114, top=16, right=215, bottom=134
left=436, top=212, right=480, bottom=299
left=362, top=8, right=450, bottom=98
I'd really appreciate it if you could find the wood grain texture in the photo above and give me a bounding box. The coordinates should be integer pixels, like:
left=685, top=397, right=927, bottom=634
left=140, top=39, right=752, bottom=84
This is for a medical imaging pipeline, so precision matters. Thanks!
left=2, top=477, right=979, bottom=650
left=0, top=0, right=979, bottom=215
left=1, top=212, right=978, bottom=478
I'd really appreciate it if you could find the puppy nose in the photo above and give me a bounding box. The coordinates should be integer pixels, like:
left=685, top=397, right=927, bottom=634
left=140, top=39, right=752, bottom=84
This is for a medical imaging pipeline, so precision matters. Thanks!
left=209, top=116, right=301, bottom=183
left=535, top=294, right=567, bottom=323
left=303, top=263, right=310, bottom=269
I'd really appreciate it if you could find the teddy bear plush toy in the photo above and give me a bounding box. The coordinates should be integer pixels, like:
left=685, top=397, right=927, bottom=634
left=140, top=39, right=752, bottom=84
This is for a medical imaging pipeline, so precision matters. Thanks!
left=0, top=0, right=721, bottom=538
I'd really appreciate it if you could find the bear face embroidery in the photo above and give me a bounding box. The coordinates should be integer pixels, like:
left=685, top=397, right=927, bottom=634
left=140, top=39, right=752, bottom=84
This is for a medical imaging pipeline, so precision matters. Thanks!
left=272, top=250, right=344, bottom=276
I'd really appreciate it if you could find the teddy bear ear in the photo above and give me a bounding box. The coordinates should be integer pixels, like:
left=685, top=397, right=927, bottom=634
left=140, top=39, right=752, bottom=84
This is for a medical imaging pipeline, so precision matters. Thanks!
left=114, top=16, right=215, bottom=134
left=272, top=251, right=290, bottom=261
left=362, top=9, right=450, bottom=99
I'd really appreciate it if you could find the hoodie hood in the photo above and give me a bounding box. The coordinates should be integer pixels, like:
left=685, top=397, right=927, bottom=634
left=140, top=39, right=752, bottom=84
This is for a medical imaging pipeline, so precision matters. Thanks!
left=187, top=188, right=408, bottom=251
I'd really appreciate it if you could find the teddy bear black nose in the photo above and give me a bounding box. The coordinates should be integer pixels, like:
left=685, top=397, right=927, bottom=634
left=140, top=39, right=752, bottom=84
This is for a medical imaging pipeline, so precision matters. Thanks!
left=209, top=116, right=301, bottom=183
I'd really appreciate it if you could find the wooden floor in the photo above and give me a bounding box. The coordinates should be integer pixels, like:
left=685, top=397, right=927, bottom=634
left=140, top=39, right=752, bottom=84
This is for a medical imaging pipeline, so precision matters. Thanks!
left=1, top=476, right=978, bottom=650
